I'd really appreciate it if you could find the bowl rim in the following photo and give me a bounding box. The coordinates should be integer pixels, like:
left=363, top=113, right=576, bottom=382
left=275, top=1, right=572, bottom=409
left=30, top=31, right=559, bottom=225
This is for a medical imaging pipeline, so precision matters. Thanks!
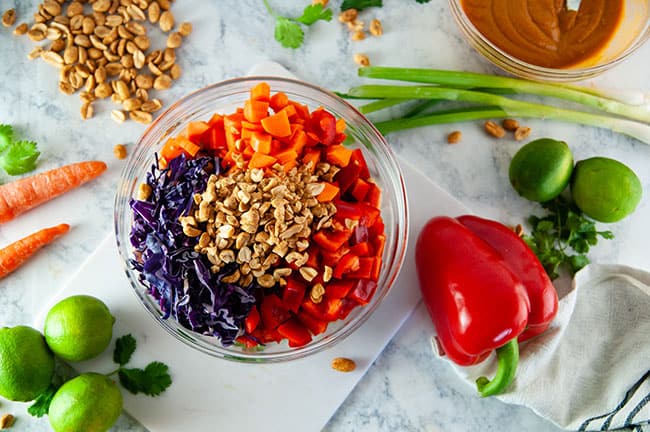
left=448, top=0, right=650, bottom=81
left=114, top=75, right=410, bottom=362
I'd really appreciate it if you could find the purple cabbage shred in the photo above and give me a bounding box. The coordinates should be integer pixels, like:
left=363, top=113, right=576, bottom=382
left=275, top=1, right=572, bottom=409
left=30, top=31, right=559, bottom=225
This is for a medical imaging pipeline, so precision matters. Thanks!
left=129, top=154, right=256, bottom=346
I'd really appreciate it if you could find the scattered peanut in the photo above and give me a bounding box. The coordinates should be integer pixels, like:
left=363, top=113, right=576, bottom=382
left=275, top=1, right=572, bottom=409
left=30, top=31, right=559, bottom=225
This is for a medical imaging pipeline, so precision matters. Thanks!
left=484, top=120, right=506, bottom=138
left=351, top=30, right=365, bottom=41
left=331, top=357, right=356, bottom=372
left=354, top=53, right=370, bottom=67
left=113, top=143, right=128, bottom=160
left=447, top=130, right=462, bottom=144
left=502, top=118, right=520, bottom=131
left=514, top=126, right=532, bottom=141
left=0, top=413, right=14, bottom=429
left=13, top=0, right=189, bottom=123
left=2, top=9, right=16, bottom=27
left=313, top=0, right=329, bottom=6
left=338, top=9, right=358, bottom=23
left=369, top=19, right=383, bottom=36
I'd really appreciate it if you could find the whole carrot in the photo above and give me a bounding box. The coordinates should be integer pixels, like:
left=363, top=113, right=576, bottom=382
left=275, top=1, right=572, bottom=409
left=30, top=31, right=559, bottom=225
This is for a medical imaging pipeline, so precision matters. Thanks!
left=0, top=161, right=107, bottom=223
left=0, top=224, right=70, bottom=279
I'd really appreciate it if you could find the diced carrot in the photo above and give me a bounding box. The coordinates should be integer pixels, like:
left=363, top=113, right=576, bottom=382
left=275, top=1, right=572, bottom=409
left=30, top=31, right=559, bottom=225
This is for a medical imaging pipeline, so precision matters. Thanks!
left=317, top=182, right=340, bottom=202
left=270, top=91, right=289, bottom=112
left=241, top=128, right=255, bottom=140
left=261, top=109, right=291, bottom=137
left=336, top=118, right=346, bottom=134
left=279, top=104, right=297, bottom=119
left=224, top=112, right=244, bottom=131
left=160, top=138, right=183, bottom=162
left=208, top=113, right=224, bottom=127
left=350, top=178, right=371, bottom=202
left=302, top=149, right=320, bottom=170
left=275, top=149, right=298, bottom=165
left=250, top=82, right=271, bottom=102
left=325, top=145, right=353, bottom=167
left=241, top=120, right=263, bottom=131
left=249, top=152, right=277, bottom=169
left=289, top=101, right=310, bottom=120
left=250, top=131, right=272, bottom=154
left=0, top=161, right=107, bottom=224
left=290, top=130, right=308, bottom=154
left=186, top=121, right=210, bottom=144
left=177, top=137, right=201, bottom=157
left=243, top=99, right=269, bottom=123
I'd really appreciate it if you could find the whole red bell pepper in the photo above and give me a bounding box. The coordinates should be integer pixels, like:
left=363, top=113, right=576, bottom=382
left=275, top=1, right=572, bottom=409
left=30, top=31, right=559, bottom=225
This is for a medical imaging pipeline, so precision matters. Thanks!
left=457, top=215, right=558, bottom=341
left=416, top=215, right=557, bottom=397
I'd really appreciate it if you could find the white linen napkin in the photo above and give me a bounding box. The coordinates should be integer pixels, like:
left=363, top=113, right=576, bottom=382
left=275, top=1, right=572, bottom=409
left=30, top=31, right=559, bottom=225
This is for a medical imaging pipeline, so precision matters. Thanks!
left=436, top=264, right=650, bottom=431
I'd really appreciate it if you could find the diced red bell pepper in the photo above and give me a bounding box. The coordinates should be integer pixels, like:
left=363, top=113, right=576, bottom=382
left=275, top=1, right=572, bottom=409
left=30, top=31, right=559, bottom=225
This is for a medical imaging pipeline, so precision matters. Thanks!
left=348, top=279, right=377, bottom=305
left=334, top=161, right=362, bottom=193
left=277, top=318, right=312, bottom=347
left=350, top=178, right=371, bottom=202
left=351, top=225, right=369, bottom=244
left=333, top=253, right=361, bottom=279
left=259, top=294, right=291, bottom=330
left=320, top=246, right=350, bottom=268
left=297, top=311, right=328, bottom=335
left=350, top=149, right=370, bottom=179
left=338, top=298, right=357, bottom=320
left=347, top=257, right=376, bottom=280
left=202, top=125, right=227, bottom=151
left=301, top=297, right=343, bottom=322
left=244, top=305, right=261, bottom=334
left=365, top=182, right=381, bottom=208
left=349, top=242, right=371, bottom=257
left=307, top=109, right=337, bottom=146
left=313, top=229, right=353, bottom=253
left=282, top=278, right=307, bottom=313
left=372, top=234, right=386, bottom=258
left=325, top=279, right=354, bottom=299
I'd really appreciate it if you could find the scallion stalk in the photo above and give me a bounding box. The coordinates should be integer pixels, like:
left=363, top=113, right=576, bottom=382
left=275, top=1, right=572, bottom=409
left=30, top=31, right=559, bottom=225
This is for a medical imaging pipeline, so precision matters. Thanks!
left=358, top=67, right=650, bottom=124
left=348, top=85, right=650, bottom=143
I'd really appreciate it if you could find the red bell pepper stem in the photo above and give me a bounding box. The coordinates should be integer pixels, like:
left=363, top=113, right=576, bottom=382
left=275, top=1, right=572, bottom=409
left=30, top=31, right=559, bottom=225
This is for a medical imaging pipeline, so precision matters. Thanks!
left=476, top=339, right=519, bottom=397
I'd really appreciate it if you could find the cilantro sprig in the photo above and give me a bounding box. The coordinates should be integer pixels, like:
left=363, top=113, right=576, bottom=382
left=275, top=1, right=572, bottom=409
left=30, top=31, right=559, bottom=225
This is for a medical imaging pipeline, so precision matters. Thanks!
left=263, top=0, right=333, bottom=49
left=27, top=334, right=172, bottom=419
left=0, top=123, right=40, bottom=176
left=112, top=334, right=172, bottom=396
left=523, top=196, right=614, bottom=280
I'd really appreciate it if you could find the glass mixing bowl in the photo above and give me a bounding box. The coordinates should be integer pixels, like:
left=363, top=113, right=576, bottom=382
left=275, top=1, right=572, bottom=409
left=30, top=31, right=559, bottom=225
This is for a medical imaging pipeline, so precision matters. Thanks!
left=114, top=76, right=409, bottom=362
left=449, top=0, right=650, bottom=82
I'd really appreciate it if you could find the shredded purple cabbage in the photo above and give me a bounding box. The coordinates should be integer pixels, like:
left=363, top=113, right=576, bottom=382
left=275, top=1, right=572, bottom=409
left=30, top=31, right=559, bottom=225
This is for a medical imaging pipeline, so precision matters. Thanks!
left=129, top=154, right=256, bottom=346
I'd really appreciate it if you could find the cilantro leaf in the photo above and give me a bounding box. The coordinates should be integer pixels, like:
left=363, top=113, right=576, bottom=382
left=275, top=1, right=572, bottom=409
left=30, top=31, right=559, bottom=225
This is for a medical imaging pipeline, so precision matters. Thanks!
left=27, top=384, right=59, bottom=418
left=341, top=0, right=383, bottom=11
left=0, top=124, right=14, bottom=152
left=113, top=334, right=137, bottom=366
left=0, top=140, right=40, bottom=175
left=118, top=362, right=172, bottom=396
left=274, top=17, right=304, bottom=49
left=523, top=196, right=614, bottom=280
left=296, top=4, right=332, bottom=25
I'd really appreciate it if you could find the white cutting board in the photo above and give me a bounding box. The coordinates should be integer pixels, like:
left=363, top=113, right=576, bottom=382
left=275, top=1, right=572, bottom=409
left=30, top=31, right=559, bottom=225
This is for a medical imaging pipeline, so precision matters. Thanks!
left=34, top=64, right=470, bottom=432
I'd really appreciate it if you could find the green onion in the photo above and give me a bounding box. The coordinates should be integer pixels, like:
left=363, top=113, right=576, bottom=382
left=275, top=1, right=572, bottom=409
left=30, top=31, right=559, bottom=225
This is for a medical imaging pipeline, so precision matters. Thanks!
left=357, top=98, right=410, bottom=114
left=347, top=85, right=650, bottom=144
left=358, top=67, right=650, bottom=124
left=374, top=107, right=506, bottom=135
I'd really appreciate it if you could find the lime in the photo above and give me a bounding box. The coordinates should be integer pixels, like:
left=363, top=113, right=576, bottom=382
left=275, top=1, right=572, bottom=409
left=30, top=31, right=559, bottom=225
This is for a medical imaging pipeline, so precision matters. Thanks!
left=571, top=157, right=642, bottom=222
left=509, top=138, right=574, bottom=202
left=48, top=372, right=123, bottom=432
left=0, top=325, right=54, bottom=401
left=44, top=295, right=115, bottom=362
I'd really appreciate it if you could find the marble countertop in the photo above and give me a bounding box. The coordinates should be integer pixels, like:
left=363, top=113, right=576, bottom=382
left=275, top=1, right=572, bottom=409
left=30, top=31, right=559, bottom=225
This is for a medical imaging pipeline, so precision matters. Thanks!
left=1, top=1, right=649, bottom=431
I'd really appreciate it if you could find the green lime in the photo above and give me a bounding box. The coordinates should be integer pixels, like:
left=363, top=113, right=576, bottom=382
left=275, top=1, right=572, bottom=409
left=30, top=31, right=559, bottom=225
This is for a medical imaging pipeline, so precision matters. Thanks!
left=509, top=138, right=574, bottom=202
left=44, top=295, right=115, bottom=362
left=571, top=157, right=642, bottom=222
left=48, top=372, right=123, bottom=432
left=0, top=325, right=54, bottom=401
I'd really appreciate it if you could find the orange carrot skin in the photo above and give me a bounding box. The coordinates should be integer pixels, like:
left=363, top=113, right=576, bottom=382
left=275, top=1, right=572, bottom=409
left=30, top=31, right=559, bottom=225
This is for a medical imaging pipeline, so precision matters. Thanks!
left=0, top=161, right=107, bottom=224
left=0, top=224, right=70, bottom=279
